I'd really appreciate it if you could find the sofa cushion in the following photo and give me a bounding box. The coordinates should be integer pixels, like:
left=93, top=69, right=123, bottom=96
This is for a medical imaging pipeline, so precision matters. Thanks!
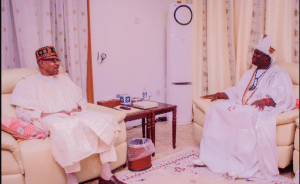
left=1, top=94, right=17, bottom=118
left=277, top=145, right=294, bottom=168
left=2, top=116, right=46, bottom=141
left=1, top=66, right=64, bottom=94
left=1, top=174, right=25, bottom=184
left=1, top=131, right=24, bottom=174
left=274, top=62, right=299, bottom=85
left=19, top=138, right=67, bottom=184
left=1, top=150, right=22, bottom=175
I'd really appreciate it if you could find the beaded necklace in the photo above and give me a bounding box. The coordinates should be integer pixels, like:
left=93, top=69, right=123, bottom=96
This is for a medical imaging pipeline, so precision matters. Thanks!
left=248, top=68, right=269, bottom=91
left=242, top=66, right=271, bottom=105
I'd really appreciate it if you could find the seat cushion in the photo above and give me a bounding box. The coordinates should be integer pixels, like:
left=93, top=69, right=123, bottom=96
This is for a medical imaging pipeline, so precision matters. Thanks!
left=1, top=94, right=17, bottom=118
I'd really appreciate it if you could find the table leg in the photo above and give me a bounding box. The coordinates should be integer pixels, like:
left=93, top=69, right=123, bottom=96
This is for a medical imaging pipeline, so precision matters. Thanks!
left=151, top=112, right=156, bottom=146
left=151, top=112, right=156, bottom=157
left=172, top=107, right=177, bottom=149
left=142, top=118, right=145, bottom=138
left=147, top=114, right=151, bottom=139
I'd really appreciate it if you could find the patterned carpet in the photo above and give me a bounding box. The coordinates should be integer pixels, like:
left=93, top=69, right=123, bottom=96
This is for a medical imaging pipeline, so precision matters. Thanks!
left=114, top=148, right=295, bottom=184
left=84, top=122, right=296, bottom=184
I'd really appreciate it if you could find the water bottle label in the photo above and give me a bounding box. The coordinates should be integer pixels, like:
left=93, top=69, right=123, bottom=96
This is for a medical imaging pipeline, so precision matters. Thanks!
left=142, top=92, right=147, bottom=99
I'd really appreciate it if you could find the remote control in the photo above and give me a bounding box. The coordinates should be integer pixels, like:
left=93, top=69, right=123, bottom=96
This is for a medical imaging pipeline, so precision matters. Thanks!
left=120, top=106, right=131, bottom=110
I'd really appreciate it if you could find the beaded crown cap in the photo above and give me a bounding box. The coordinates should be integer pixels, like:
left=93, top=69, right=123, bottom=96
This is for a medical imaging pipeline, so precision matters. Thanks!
left=35, top=46, right=58, bottom=61
left=254, top=34, right=276, bottom=59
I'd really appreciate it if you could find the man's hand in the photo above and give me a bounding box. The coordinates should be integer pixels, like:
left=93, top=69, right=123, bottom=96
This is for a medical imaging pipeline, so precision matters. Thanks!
left=201, top=92, right=229, bottom=102
left=70, top=107, right=82, bottom=114
left=58, top=110, right=71, bottom=115
left=250, top=98, right=275, bottom=111
left=41, top=107, right=82, bottom=118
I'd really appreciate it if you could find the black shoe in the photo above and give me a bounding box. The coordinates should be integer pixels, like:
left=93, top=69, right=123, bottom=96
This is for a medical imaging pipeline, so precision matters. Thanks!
left=98, top=175, right=126, bottom=184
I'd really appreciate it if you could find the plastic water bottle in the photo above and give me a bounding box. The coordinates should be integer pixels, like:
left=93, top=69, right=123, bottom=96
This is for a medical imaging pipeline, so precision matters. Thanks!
left=142, top=87, right=147, bottom=100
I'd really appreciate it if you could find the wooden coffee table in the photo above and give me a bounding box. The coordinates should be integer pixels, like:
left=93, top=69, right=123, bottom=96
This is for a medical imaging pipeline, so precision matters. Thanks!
left=97, top=100, right=177, bottom=149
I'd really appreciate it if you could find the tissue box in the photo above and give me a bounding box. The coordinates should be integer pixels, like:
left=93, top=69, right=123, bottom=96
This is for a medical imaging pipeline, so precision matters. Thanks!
left=120, top=94, right=131, bottom=105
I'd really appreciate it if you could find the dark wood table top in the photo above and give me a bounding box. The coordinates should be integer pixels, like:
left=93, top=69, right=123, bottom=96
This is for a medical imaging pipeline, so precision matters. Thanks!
left=142, top=101, right=176, bottom=114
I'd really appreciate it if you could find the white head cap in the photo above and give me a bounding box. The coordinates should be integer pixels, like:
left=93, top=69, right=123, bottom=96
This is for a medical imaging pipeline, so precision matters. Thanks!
left=254, top=34, right=276, bottom=59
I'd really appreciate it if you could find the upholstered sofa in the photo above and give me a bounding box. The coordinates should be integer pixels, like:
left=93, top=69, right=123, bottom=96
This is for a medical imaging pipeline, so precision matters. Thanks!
left=1, top=67, right=127, bottom=184
left=193, top=62, right=299, bottom=169
left=294, top=118, right=299, bottom=173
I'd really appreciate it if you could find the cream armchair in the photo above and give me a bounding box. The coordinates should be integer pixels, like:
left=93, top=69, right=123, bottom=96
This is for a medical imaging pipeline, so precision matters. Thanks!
left=1, top=67, right=127, bottom=184
left=193, top=62, right=299, bottom=169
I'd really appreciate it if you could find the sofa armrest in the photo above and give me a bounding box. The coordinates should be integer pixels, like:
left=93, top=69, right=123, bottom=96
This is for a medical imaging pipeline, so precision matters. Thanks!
left=1, top=131, right=24, bottom=174
left=87, top=103, right=126, bottom=123
left=193, top=98, right=226, bottom=113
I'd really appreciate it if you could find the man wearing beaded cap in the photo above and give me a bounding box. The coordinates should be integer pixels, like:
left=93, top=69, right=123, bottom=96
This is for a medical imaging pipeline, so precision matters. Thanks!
left=10, top=46, right=126, bottom=184
left=193, top=35, right=296, bottom=182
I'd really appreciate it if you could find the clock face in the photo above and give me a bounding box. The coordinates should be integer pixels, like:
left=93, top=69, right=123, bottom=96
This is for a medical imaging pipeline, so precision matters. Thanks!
left=174, top=5, right=193, bottom=26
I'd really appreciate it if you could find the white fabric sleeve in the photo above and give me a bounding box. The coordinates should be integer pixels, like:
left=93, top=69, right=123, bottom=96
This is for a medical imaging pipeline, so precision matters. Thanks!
left=78, top=97, right=88, bottom=110
left=224, top=69, right=254, bottom=100
left=265, top=71, right=295, bottom=110
left=15, top=106, right=42, bottom=122
left=62, top=75, right=88, bottom=110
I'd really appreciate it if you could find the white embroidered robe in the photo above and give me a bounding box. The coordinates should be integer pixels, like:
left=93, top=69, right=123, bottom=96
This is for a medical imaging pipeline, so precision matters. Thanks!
left=199, top=65, right=295, bottom=180
left=10, top=73, right=121, bottom=169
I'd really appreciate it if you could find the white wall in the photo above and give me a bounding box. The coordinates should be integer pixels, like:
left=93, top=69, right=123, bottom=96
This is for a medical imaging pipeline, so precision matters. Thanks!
left=90, top=0, right=174, bottom=127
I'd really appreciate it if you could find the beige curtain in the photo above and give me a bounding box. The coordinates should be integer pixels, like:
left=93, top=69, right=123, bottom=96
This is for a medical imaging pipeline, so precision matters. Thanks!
left=206, top=0, right=231, bottom=94
left=1, top=0, right=88, bottom=99
left=247, top=0, right=266, bottom=69
left=233, top=0, right=253, bottom=83
left=192, top=0, right=203, bottom=99
left=265, top=0, right=299, bottom=64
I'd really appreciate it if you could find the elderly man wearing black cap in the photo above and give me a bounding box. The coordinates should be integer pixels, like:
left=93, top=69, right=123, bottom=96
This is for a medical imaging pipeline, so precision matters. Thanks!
left=10, top=46, right=126, bottom=184
left=192, top=35, right=296, bottom=182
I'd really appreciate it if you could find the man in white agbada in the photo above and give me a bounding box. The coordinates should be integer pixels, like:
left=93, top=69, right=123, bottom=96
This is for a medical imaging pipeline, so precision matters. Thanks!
left=193, top=34, right=296, bottom=181
left=10, top=46, right=126, bottom=184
